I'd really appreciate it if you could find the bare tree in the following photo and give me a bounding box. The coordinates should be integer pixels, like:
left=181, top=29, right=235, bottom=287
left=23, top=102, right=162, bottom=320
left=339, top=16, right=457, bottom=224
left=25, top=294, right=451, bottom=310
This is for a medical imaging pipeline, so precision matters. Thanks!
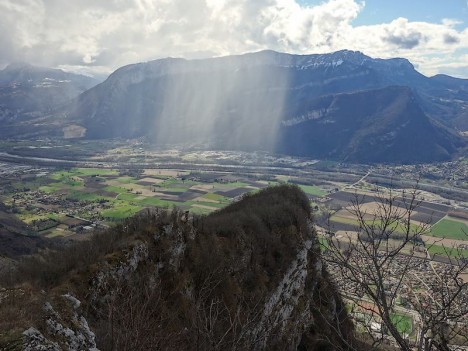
left=93, top=275, right=182, bottom=351
left=189, top=269, right=266, bottom=351
left=322, top=186, right=468, bottom=350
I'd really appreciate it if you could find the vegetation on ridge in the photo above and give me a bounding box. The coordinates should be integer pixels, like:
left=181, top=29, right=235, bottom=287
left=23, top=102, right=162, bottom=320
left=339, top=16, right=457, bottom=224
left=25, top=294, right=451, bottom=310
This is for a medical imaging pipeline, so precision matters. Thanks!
left=0, top=185, right=356, bottom=350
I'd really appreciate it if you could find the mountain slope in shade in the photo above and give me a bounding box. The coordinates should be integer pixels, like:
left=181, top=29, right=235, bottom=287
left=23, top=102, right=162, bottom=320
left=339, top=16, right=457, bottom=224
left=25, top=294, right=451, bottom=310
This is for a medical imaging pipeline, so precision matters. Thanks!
left=427, top=74, right=468, bottom=130
left=1, top=50, right=466, bottom=163
left=0, top=201, right=46, bottom=258
left=61, top=50, right=466, bottom=163
left=277, top=86, right=461, bottom=163
left=68, top=50, right=468, bottom=131
left=0, top=62, right=98, bottom=123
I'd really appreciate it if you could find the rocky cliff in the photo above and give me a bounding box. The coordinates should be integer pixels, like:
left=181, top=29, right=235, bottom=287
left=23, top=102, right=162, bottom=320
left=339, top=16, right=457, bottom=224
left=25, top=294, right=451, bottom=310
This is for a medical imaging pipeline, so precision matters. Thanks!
left=0, top=185, right=355, bottom=350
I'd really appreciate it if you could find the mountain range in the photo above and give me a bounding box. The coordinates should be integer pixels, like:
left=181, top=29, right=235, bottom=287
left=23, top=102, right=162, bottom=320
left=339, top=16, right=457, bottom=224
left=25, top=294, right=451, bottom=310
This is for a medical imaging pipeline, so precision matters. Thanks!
left=0, top=63, right=98, bottom=138
left=1, top=50, right=467, bottom=163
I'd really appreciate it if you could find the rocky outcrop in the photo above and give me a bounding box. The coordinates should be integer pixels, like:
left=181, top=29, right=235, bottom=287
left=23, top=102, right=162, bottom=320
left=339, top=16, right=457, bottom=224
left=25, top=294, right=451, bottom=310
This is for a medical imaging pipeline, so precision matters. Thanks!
left=90, top=242, right=149, bottom=303
left=13, top=186, right=354, bottom=350
left=23, top=328, right=60, bottom=351
left=253, top=239, right=314, bottom=348
left=23, top=294, right=98, bottom=351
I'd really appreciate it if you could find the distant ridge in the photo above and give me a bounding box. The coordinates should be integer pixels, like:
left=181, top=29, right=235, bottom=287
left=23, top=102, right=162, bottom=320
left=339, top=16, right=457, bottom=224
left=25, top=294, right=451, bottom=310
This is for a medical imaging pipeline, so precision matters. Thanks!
left=1, top=50, right=467, bottom=163
left=0, top=62, right=98, bottom=124
left=278, top=86, right=460, bottom=163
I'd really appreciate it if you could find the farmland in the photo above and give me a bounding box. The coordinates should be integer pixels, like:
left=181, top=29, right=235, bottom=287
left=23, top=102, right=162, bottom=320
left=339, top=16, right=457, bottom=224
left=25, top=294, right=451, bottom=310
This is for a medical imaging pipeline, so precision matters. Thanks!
left=1, top=142, right=466, bottom=350
left=323, top=190, right=468, bottom=261
left=0, top=139, right=466, bottom=249
left=1, top=155, right=467, bottom=251
left=1, top=163, right=327, bottom=238
left=431, top=217, right=468, bottom=240
left=390, top=313, right=413, bottom=335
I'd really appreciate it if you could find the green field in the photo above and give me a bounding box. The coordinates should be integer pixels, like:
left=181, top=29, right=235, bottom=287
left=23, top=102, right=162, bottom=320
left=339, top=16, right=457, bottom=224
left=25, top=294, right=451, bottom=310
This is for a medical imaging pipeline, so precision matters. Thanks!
left=39, top=184, right=65, bottom=193
left=330, top=216, right=359, bottom=226
left=390, top=313, right=412, bottom=335
left=318, top=235, right=329, bottom=250
left=427, top=244, right=468, bottom=258
left=115, top=176, right=139, bottom=184
left=296, top=184, right=327, bottom=197
left=102, top=204, right=144, bottom=219
left=139, top=197, right=179, bottom=207
left=104, top=185, right=128, bottom=194
left=202, top=193, right=227, bottom=201
left=116, top=193, right=139, bottom=201
left=55, top=168, right=118, bottom=177
left=201, top=193, right=231, bottom=204
left=430, top=218, right=468, bottom=240
left=11, top=167, right=298, bottom=232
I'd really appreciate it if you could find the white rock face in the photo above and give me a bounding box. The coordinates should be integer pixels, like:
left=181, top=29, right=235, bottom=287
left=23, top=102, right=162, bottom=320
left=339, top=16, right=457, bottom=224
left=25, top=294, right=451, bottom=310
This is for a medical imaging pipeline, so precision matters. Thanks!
left=23, top=328, right=60, bottom=351
left=91, top=242, right=149, bottom=302
left=23, top=294, right=99, bottom=351
left=252, top=236, right=321, bottom=350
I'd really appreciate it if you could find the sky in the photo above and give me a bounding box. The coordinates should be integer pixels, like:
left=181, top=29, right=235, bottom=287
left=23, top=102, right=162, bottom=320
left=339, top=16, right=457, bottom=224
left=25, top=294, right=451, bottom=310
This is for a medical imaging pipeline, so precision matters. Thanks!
left=0, top=0, right=467, bottom=78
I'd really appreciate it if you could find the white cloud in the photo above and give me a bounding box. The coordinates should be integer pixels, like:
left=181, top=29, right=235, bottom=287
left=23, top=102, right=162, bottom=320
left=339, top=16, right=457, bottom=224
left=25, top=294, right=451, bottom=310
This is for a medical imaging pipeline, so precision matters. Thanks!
left=0, top=0, right=467, bottom=78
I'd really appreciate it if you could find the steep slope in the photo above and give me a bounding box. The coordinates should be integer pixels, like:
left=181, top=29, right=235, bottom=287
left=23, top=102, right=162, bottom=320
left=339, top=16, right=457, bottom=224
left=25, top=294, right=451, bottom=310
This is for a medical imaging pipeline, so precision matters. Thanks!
left=0, top=186, right=356, bottom=350
left=278, top=86, right=461, bottom=163
left=0, top=201, right=44, bottom=258
left=65, top=50, right=388, bottom=140
left=427, top=74, right=468, bottom=130
left=0, top=62, right=98, bottom=123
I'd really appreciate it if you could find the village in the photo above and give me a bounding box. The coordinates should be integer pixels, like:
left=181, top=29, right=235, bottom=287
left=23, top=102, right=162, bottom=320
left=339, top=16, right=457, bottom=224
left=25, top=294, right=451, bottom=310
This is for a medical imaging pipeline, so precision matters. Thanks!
left=326, top=251, right=468, bottom=348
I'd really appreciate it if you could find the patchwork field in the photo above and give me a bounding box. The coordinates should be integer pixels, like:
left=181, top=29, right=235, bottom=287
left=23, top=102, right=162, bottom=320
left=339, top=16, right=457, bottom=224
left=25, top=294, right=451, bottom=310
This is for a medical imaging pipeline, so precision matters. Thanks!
left=326, top=191, right=468, bottom=258
left=46, top=169, right=242, bottom=218
left=4, top=167, right=332, bottom=238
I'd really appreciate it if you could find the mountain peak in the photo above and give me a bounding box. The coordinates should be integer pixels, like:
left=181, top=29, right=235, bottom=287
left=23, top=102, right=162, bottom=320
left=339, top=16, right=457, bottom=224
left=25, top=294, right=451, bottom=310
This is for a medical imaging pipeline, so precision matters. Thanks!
left=331, top=49, right=367, bottom=58
left=4, top=61, right=35, bottom=71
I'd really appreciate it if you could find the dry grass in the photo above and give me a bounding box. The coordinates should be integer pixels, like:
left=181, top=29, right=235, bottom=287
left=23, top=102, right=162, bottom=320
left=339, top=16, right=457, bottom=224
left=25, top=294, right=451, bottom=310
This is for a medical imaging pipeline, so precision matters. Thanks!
left=0, top=285, right=44, bottom=338
left=192, top=204, right=219, bottom=211
left=421, top=235, right=468, bottom=247
left=138, top=177, right=164, bottom=184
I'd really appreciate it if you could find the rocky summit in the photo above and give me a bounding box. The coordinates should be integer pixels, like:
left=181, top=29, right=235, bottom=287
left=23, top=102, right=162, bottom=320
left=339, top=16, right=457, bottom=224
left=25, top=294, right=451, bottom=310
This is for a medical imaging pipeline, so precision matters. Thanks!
left=0, top=185, right=357, bottom=350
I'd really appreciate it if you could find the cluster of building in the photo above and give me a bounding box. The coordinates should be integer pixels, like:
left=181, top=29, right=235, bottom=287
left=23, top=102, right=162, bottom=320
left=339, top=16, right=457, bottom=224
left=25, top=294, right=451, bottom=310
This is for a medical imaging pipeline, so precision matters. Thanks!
left=324, top=250, right=468, bottom=347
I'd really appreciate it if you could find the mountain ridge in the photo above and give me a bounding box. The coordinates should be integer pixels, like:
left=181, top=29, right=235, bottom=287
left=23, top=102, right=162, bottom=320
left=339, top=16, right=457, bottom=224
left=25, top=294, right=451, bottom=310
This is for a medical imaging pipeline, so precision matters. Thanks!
left=0, top=63, right=99, bottom=123
left=1, top=50, right=467, bottom=163
left=0, top=185, right=357, bottom=350
left=278, top=85, right=461, bottom=163
left=61, top=50, right=466, bottom=163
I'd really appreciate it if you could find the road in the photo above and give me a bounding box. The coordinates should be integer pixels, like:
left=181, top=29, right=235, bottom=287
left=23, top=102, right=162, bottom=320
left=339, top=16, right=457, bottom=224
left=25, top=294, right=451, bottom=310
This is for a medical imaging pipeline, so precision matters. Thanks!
left=345, top=170, right=371, bottom=189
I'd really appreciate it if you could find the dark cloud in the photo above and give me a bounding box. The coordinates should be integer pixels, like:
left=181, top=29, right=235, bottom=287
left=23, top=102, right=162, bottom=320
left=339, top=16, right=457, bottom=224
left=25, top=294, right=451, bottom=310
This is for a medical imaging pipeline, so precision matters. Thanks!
left=443, top=33, right=460, bottom=44
left=383, top=31, right=423, bottom=49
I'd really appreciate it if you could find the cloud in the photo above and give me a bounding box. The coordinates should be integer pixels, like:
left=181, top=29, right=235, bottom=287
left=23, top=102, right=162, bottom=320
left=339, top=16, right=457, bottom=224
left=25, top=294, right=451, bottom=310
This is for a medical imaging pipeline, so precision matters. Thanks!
left=443, top=33, right=460, bottom=44
left=383, top=31, right=423, bottom=49
left=0, top=0, right=467, bottom=78
left=381, top=18, right=425, bottom=49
